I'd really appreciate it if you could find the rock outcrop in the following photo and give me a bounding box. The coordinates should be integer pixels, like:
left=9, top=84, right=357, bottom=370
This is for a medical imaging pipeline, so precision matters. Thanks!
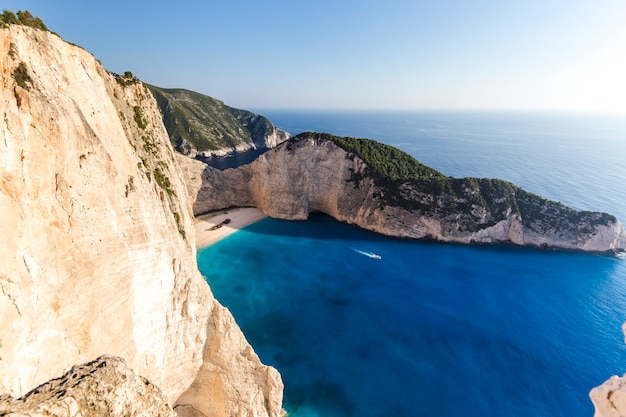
left=590, top=324, right=626, bottom=416
left=148, top=85, right=290, bottom=158
left=178, top=133, right=626, bottom=253
left=0, top=355, right=178, bottom=417
left=0, top=24, right=282, bottom=416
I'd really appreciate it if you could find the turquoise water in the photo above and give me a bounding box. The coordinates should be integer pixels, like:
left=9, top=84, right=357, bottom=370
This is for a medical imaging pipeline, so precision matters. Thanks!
left=198, top=111, right=626, bottom=416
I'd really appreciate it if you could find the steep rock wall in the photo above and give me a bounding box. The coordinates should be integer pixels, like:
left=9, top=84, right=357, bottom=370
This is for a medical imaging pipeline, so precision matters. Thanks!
left=0, top=25, right=282, bottom=416
left=179, top=134, right=625, bottom=253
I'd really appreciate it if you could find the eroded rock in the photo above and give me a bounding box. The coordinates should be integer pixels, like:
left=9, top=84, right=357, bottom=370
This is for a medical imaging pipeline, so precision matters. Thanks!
left=0, top=355, right=177, bottom=417
left=178, top=134, right=625, bottom=253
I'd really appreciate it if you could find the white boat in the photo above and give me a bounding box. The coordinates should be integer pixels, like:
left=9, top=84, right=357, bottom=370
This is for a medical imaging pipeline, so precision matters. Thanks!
left=352, top=248, right=382, bottom=259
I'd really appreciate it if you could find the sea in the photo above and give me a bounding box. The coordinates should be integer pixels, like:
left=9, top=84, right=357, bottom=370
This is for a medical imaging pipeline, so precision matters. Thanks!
left=197, top=110, right=626, bottom=417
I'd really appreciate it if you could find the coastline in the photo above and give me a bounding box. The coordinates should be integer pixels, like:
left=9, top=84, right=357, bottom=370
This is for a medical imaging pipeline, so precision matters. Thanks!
left=195, top=207, right=267, bottom=248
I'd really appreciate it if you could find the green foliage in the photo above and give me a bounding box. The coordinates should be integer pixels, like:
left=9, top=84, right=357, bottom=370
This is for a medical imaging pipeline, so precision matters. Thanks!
left=1, top=10, right=18, bottom=26
left=1, top=9, right=48, bottom=30
left=299, top=132, right=446, bottom=182
left=8, top=42, right=16, bottom=58
left=147, top=84, right=277, bottom=153
left=153, top=167, right=175, bottom=197
left=133, top=106, right=147, bottom=129
left=17, top=10, right=47, bottom=30
left=173, top=212, right=186, bottom=240
left=13, top=62, right=32, bottom=89
left=115, top=71, right=139, bottom=87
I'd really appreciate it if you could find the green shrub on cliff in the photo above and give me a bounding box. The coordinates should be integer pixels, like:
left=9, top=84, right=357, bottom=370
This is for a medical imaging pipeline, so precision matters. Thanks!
left=1, top=9, right=48, bottom=31
left=299, top=132, right=446, bottom=182
left=13, top=62, right=32, bottom=89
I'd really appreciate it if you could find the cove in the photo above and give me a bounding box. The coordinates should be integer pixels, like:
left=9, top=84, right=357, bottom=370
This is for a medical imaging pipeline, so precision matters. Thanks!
left=198, top=213, right=626, bottom=417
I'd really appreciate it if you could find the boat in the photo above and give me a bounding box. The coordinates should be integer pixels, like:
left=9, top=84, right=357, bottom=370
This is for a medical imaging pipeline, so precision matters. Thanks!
left=208, top=218, right=232, bottom=231
left=352, top=248, right=382, bottom=259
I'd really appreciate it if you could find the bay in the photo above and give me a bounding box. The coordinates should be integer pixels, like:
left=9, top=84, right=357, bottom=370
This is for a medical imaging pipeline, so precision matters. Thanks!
left=199, top=110, right=626, bottom=416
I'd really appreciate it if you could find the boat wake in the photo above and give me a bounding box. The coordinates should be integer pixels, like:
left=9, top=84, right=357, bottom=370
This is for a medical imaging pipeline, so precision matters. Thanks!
left=352, top=248, right=382, bottom=260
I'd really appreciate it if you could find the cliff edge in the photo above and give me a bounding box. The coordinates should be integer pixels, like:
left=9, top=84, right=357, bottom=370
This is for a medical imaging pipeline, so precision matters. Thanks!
left=179, top=132, right=625, bottom=253
left=0, top=24, right=282, bottom=416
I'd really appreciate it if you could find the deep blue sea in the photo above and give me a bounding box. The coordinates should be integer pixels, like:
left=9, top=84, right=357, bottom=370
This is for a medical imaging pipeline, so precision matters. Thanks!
left=197, top=110, right=626, bottom=417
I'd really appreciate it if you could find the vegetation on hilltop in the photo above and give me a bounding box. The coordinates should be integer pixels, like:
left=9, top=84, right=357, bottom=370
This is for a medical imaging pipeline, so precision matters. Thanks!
left=147, top=85, right=279, bottom=154
left=114, top=71, right=141, bottom=88
left=1, top=10, right=48, bottom=31
left=293, top=132, right=616, bottom=231
left=296, top=132, right=446, bottom=182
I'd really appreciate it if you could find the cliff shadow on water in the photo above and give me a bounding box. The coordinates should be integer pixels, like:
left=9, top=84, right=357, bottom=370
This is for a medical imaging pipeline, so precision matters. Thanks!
left=236, top=212, right=395, bottom=243
left=197, top=148, right=268, bottom=170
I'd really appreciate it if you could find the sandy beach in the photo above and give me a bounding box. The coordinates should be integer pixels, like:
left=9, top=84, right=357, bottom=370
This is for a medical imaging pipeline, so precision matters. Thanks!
left=195, top=207, right=267, bottom=248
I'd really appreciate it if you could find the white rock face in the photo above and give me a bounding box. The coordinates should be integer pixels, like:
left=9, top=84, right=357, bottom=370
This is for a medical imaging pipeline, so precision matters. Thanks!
left=591, top=375, right=626, bottom=417
left=261, top=125, right=291, bottom=149
left=0, top=25, right=282, bottom=416
left=179, top=134, right=626, bottom=253
left=0, top=355, right=178, bottom=417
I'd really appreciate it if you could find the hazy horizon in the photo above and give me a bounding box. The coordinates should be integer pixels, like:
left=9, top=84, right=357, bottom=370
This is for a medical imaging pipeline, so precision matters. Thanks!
left=6, top=1, right=626, bottom=114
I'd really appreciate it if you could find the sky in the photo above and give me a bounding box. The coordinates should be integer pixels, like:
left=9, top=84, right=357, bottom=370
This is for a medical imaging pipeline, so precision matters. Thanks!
left=4, top=1, right=626, bottom=113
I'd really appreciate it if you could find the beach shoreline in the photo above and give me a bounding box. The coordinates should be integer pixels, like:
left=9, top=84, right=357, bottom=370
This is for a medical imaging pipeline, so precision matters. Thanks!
left=195, top=207, right=267, bottom=248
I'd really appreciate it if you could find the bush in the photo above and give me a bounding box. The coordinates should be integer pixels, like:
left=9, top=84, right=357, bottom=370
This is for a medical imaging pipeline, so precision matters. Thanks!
left=1, top=10, right=18, bottom=26
left=13, top=62, right=32, bottom=89
left=17, top=10, right=48, bottom=30
left=1, top=10, right=48, bottom=30
left=115, top=71, right=139, bottom=87
left=133, top=106, right=147, bottom=129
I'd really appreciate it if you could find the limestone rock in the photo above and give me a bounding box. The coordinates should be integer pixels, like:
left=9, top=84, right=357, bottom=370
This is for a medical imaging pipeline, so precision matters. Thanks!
left=0, top=25, right=282, bottom=416
left=591, top=323, right=626, bottom=417
left=180, top=133, right=625, bottom=253
left=0, top=355, right=177, bottom=417
left=591, top=375, right=626, bottom=417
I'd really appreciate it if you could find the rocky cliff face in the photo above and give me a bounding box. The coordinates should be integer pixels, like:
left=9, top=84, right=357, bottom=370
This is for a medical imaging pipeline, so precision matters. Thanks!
left=0, top=356, right=178, bottom=417
left=0, top=25, right=282, bottom=416
left=179, top=133, right=625, bottom=253
left=148, top=85, right=290, bottom=158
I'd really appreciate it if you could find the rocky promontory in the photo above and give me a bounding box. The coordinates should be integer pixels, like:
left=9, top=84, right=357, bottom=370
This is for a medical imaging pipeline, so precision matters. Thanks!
left=179, top=132, right=626, bottom=253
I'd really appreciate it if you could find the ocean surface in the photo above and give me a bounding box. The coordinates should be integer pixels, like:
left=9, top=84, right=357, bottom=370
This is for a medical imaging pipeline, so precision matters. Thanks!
left=197, top=110, right=626, bottom=417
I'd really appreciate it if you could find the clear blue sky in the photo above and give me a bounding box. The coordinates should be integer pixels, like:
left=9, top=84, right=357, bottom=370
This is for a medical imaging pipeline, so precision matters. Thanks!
left=5, top=1, right=626, bottom=113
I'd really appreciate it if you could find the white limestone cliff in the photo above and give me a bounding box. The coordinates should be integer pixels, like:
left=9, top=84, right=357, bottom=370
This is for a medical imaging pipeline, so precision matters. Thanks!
left=0, top=25, right=282, bottom=416
left=259, top=124, right=291, bottom=149
left=178, top=134, right=626, bottom=253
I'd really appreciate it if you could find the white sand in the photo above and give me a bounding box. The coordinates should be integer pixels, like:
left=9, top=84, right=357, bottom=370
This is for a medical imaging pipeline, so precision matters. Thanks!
left=195, top=207, right=267, bottom=248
